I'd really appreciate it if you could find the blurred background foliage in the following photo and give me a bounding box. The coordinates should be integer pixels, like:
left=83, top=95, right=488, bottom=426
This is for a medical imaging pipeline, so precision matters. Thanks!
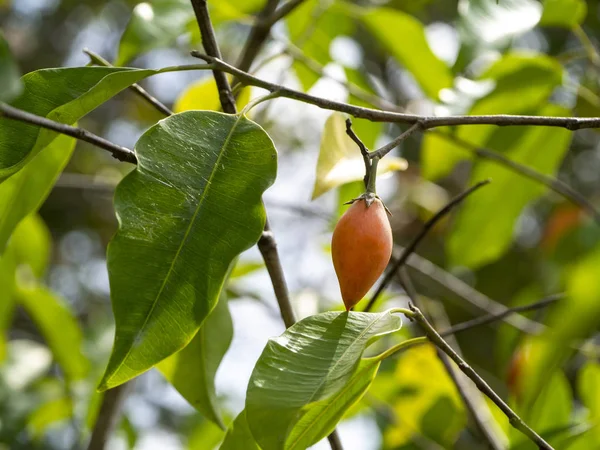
left=1, top=0, right=600, bottom=448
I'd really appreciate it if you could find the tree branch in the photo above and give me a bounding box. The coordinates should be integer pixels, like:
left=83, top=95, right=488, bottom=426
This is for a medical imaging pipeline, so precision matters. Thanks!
left=83, top=48, right=173, bottom=116
left=369, top=122, right=422, bottom=159
left=0, top=103, right=137, bottom=164
left=190, top=52, right=600, bottom=131
left=345, top=118, right=371, bottom=189
left=399, top=271, right=506, bottom=450
left=189, top=0, right=236, bottom=114
left=87, top=383, right=131, bottom=450
left=406, top=304, right=554, bottom=450
left=365, top=180, right=491, bottom=312
left=236, top=0, right=281, bottom=73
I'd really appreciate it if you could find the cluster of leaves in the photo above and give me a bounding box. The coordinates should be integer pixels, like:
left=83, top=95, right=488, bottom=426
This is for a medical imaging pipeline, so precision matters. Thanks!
left=1, top=0, right=600, bottom=449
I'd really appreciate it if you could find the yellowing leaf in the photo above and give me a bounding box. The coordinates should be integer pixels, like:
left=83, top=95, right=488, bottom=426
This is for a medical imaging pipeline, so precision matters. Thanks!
left=312, top=113, right=407, bottom=200
left=382, top=345, right=465, bottom=448
left=174, top=76, right=250, bottom=113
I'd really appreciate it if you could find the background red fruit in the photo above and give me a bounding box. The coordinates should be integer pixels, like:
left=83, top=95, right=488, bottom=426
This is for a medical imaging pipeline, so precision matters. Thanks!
left=332, top=197, right=393, bottom=310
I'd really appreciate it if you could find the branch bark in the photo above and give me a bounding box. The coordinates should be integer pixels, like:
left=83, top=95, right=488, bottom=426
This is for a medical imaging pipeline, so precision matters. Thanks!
left=0, top=103, right=137, bottom=164
left=87, top=383, right=131, bottom=450
left=190, top=53, right=600, bottom=131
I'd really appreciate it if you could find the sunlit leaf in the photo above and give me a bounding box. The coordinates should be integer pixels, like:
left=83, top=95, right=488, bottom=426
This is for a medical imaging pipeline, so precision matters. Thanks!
left=15, top=285, right=88, bottom=381
left=539, top=0, right=587, bottom=28
left=8, top=214, right=51, bottom=279
left=381, top=345, right=465, bottom=448
left=230, top=260, right=264, bottom=279
left=99, top=111, right=277, bottom=390
left=0, top=32, right=21, bottom=102
left=0, top=248, right=16, bottom=361
left=0, top=67, right=156, bottom=179
left=220, top=410, right=260, bottom=450
left=448, top=105, right=572, bottom=268
left=246, top=310, right=402, bottom=450
left=0, top=134, right=75, bottom=253
left=173, top=75, right=250, bottom=113
left=312, top=113, right=407, bottom=199
left=423, top=53, right=563, bottom=180
left=361, top=7, right=453, bottom=99
left=158, top=295, right=233, bottom=428
left=27, top=397, right=73, bottom=439
left=188, top=418, right=226, bottom=450
left=287, top=0, right=354, bottom=91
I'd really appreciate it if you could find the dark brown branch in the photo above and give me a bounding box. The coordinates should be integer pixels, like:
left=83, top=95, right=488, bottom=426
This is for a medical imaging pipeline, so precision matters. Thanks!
left=257, top=220, right=297, bottom=328
left=370, top=122, right=422, bottom=159
left=190, top=52, right=600, bottom=131
left=236, top=0, right=281, bottom=73
left=83, top=48, right=173, bottom=116
left=262, top=0, right=307, bottom=30
left=365, top=180, right=491, bottom=312
left=399, top=271, right=506, bottom=450
left=87, top=383, right=132, bottom=450
left=0, top=103, right=137, bottom=164
left=441, top=294, right=563, bottom=337
left=189, top=0, right=236, bottom=114
left=345, top=118, right=371, bottom=189
left=407, top=304, right=554, bottom=450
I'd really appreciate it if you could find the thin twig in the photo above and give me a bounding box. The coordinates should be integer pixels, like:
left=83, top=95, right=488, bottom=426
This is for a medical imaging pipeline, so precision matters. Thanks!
left=0, top=103, right=137, bottom=164
left=441, top=294, right=563, bottom=337
left=365, top=180, right=491, bottom=312
left=262, top=0, right=307, bottom=29
left=190, top=52, right=600, bottom=131
left=369, top=122, right=422, bottom=159
left=345, top=118, right=371, bottom=189
left=406, top=304, right=554, bottom=450
left=83, top=48, right=173, bottom=116
left=87, top=383, right=132, bottom=450
left=437, top=131, right=600, bottom=224
left=399, top=270, right=506, bottom=450
left=236, top=0, right=281, bottom=73
left=401, top=248, right=545, bottom=335
left=189, top=0, right=236, bottom=113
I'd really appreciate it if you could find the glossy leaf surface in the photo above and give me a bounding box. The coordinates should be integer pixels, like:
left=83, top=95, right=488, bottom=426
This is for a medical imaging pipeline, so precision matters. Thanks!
left=158, top=295, right=233, bottom=428
left=246, top=310, right=402, bottom=450
left=100, top=111, right=277, bottom=390
left=0, top=67, right=157, bottom=179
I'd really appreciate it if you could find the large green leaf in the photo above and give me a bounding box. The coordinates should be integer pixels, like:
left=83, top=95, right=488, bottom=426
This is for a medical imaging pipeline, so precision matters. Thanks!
left=539, top=0, right=587, bottom=28
left=0, top=32, right=21, bottom=102
left=312, top=112, right=406, bottom=199
left=0, top=247, right=16, bottom=361
left=287, top=1, right=353, bottom=91
left=99, top=111, right=277, bottom=390
left=0, top=133, right=75, bottom=253
left=423, top=53, right=564, bottom=180
left=246, top=310, right=402, bottom=450
left=15, top=285, right=88, bottom=381
left=158, top=294, right=233, bottom=428
left=448, top=105, right=572, bottom=268
left=220, top=410, right=260, bottom=450
left=361, top=7, right=453, bottom=99
left=0, top=66, right=156, bottom=179
left=189, top=419, right=227, bottom=450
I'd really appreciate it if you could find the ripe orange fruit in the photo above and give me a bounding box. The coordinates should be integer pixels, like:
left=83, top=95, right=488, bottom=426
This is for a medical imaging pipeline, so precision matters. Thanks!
left=332, top=197, right=393, bottom=310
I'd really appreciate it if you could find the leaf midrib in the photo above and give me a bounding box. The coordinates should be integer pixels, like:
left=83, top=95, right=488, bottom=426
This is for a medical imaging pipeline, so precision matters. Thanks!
left=106, top=113, right=243, bottom=384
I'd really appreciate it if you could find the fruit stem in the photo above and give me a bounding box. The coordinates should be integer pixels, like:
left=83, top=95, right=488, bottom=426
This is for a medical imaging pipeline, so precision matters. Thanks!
left=366, top=156, right=379, bottom=195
